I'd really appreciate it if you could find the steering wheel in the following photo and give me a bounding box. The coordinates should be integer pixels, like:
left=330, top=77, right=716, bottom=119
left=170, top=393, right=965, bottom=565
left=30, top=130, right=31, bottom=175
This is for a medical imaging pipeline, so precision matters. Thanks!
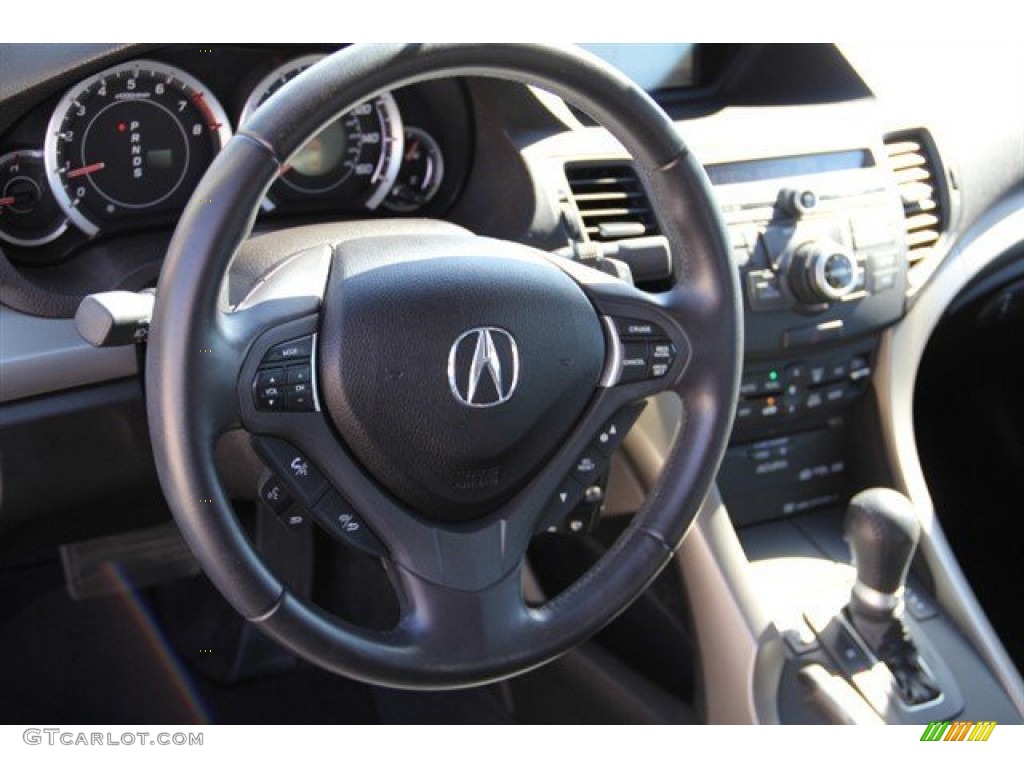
left=146, top=43, right=741, bottom=689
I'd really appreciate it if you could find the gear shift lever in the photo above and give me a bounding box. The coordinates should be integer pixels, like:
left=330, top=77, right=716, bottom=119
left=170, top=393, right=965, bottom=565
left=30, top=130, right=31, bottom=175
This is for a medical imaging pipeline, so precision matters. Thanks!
left=846, top=488, right=920, bottom=619
left=844, top=488, right=940, bottom=705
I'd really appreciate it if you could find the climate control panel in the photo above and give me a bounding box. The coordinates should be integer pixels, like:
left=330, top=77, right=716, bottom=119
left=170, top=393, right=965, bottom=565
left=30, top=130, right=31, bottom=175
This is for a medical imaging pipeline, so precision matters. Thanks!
left=734, top=345, right=873, bottom=434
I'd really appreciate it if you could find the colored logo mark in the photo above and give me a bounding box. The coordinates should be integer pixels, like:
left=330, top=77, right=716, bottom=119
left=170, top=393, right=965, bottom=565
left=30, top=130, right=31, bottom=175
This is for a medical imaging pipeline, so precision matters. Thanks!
left=920, top=721, right=996, bottom=742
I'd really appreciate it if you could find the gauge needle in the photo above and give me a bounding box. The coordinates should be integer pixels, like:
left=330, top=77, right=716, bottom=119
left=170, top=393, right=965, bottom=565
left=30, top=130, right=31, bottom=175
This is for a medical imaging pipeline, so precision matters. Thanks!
left=0, top=196, right=16, bottom=206
left=405, top=141, right=420, bottom=162
left=67, top=161, right=106, bottom=179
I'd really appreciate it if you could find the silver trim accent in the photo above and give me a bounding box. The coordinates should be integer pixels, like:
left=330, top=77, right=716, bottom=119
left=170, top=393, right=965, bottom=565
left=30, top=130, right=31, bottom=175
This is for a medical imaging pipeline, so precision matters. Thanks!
left=877, top=199, right=1024, bottom=717
left=806, top=240, right=857, bottom=301
left=238, top=54, right=404, bottom=212
left=447, top=327, right=519, bottom=408
left=598, top=315, right=624, bottom=388
left=832, top=609, right=945, bottom=712
left=0, top=150, right=69, bottom=247
left=851, top=582, right=903, bottom=615
left=43, top=59, right=233, bottom=238
left=676, top=487, right=783, bottom=723
left=309, top=332, right=322, bottom=413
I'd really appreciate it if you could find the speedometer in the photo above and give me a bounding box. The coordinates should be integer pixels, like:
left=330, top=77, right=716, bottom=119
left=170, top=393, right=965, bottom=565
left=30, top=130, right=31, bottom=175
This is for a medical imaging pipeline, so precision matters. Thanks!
left=240, top=54, right=403, bottom=210
left=44, top=59, right=231, bottom=237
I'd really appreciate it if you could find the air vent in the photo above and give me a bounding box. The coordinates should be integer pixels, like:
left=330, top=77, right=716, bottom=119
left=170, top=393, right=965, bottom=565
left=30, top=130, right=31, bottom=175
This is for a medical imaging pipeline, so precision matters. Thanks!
left=565, top=162, right=659, bottom=243
left=883, top=130, right=947, bottom=269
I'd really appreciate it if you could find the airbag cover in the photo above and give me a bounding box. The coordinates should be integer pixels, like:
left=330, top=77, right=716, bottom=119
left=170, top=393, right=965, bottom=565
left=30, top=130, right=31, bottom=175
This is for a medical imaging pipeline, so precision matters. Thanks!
left=318, top=235, right=605, bottom=522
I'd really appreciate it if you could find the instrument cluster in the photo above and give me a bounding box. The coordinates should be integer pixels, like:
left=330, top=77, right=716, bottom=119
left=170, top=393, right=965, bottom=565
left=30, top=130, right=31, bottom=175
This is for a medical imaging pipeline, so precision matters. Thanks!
left=0, top=46, right=469, bottom=264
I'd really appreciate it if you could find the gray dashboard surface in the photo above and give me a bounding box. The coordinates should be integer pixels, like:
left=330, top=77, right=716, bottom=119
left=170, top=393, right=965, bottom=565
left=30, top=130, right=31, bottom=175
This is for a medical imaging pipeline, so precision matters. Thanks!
left=0, top=305, right=137, bottom=403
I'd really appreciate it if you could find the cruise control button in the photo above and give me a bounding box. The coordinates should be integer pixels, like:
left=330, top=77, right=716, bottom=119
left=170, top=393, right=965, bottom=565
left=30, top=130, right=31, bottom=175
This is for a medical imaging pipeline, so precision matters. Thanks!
left=310, top=491, right=386, bottom=557
left=263, top=335, right=313, bottom=364
left=595, top=402, right=647, bottom=457
left=572, top=449, right=606, bottom=485
left=650, top=341, right=676, bottom=361
left=619, top=342, right=651, bottom=384
left=650, top=363, right=670, bottom=378
left=252, top=437, right=328, bottom=504
left=540, top=478, right=585, bottom=532
left=612, top=317, right=667, bottom=339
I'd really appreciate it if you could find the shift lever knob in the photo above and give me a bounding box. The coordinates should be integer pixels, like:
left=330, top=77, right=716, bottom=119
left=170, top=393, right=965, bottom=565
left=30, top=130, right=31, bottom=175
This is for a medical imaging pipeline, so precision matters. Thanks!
left=845, top=488, right=920, bottom=617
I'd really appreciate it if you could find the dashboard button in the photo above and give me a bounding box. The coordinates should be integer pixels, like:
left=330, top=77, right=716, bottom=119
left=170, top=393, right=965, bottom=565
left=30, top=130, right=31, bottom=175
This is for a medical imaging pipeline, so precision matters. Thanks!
left=259, top=475, right=294, bottom=515
left=278, top=508, right=309, bottom=531
left=264, top=335, right=313, bottom=364
left=650, top=341, right=676, bottom=363
left=252, top=437, right=328, bottom=505
left=785, top=363, right=808, bottom=386
left=612, top=317, right=667, bottom=339
left=286, top=364, right=312, bottom=385
left=594, top=402, right=647, bottom=457
left=310, top=491, right=386, bottom=557
left=736, top=402, right=756, bottom=422
left=572, top=449, right=606, bottom=485
left=285, top=383, right=315, bottom=412
left=257, top=368, right=286, bottom=388
left=746, top=270, right=788, bottom=312
left=872, top=269, right=898, bottom=293
left=829, top=360, right=849, bottom=381
left=619, top=342, right=651, bottom=383
left=254, top=384, right=285, bottom=411
left=825, top=384, right=847, bottom=403
left=540, top=478, right=586, bottom=532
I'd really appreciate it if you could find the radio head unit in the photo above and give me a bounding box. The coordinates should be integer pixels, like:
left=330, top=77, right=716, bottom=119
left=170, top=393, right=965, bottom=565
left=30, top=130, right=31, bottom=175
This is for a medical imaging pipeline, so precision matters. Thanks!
left=711, top=149, right=907, bottom=359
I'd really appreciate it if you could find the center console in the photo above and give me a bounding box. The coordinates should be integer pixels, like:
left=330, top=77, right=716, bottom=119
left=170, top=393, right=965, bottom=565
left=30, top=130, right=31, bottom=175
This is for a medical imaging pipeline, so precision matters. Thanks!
left=709, top=148, right=907, bottom=527
left=700, top=148, right=1020, bottom=724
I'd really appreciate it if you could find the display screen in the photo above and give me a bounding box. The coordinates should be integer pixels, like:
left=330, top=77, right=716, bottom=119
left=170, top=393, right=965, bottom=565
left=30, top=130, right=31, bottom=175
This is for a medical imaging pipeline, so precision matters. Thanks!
left=580, top=44, right=698, bottom=91
left=705, top=150, right=874, bottom=185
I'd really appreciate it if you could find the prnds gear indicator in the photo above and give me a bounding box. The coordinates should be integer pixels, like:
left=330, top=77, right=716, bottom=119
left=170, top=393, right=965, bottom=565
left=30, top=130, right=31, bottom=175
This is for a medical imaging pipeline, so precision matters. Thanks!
left=44, top=59, right=232, bottom=237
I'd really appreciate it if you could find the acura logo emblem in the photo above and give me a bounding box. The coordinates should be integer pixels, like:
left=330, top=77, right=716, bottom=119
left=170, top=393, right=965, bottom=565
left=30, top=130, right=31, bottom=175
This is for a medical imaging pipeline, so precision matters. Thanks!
left=447, top=327, right=520, bottom=408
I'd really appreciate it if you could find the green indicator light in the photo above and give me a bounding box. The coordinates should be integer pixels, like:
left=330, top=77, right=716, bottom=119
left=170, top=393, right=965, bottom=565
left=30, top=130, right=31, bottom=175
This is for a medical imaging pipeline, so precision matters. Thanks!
left=768, top=370, right=779, bottom=381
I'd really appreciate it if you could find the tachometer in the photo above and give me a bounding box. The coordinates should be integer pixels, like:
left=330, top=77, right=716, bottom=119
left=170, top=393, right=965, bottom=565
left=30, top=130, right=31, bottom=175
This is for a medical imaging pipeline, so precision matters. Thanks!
left=240, top=54, right=403, bottom=210
left=44, top=60, right=231, bottom=237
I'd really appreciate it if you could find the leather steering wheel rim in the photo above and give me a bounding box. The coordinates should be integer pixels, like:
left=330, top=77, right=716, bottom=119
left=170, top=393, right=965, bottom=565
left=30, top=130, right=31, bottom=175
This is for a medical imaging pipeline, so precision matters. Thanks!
left=147, top=43, right=742, bottom=689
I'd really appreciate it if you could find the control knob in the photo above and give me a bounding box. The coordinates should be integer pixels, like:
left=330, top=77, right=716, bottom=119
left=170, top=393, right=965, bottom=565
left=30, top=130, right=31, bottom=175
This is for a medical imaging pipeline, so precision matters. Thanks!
left=788, top=240, right=857, bottom=304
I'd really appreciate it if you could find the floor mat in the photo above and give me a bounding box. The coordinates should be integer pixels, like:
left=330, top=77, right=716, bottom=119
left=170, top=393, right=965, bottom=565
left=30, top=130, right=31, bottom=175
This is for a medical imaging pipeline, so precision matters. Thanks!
left=0, top=562, right=376, bottom=724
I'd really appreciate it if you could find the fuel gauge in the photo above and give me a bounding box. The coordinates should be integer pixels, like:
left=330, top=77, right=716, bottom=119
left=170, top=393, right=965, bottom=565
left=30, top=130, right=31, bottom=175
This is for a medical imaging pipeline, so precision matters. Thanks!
left=0, top=150, right=67, bottom=247
left=383, top=127, right=445, bottom=213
